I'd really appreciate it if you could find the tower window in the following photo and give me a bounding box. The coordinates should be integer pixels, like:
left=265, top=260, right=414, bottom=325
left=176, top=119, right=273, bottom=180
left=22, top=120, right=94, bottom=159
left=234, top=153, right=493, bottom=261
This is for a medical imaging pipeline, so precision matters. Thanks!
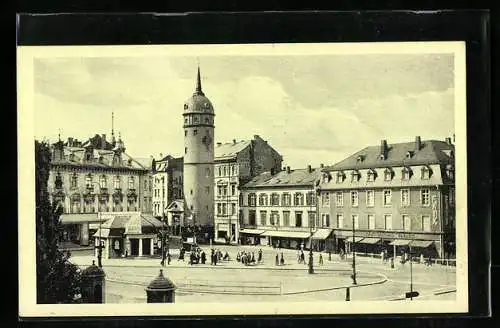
left=184, top=104, right=188, bottom=110
left=194, top=116, right=199, bottom=123
left=185, top=130, right=187, bottom=136
left=194, top=129, right=198, bottom=135
left=205, top=117, right=210, bottom=124
left=184, top=118, right=188, bottom=124
left=190, top=189, right=193, bottom=195
left=185, top=147, right=187, bottom=154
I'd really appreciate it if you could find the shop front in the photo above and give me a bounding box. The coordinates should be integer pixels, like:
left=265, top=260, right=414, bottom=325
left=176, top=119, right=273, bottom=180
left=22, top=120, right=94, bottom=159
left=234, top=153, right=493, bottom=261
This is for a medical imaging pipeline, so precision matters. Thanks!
left=59, top=213, right=101, bottom=248
left=309, top=229, right=334, bottom=252
left=92, top=212, right=163, bottom=259
left=239, top=229, right=265, bottom=245
left=260, top=230, right=311, bottom=250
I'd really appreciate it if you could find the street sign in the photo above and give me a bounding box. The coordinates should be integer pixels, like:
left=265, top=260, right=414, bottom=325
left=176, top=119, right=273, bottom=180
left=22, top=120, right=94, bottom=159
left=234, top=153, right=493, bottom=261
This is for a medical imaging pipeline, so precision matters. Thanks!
left=405, top=291, right=419, bottom=299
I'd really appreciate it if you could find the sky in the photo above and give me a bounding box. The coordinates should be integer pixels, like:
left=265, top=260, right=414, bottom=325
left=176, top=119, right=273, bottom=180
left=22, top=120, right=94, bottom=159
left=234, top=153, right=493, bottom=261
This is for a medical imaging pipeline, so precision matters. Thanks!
left=33, top=51, right=455, bottom=169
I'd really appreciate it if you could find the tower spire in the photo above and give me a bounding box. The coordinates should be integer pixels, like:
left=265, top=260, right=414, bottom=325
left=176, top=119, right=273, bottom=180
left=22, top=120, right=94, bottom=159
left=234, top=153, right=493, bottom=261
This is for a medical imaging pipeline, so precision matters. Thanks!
left=195, top=63, right=204, bottom=96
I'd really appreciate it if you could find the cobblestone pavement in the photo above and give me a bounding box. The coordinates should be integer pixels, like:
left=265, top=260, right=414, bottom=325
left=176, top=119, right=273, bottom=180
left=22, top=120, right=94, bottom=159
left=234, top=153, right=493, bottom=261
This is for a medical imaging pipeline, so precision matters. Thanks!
left=70, top=244, right=456, bottom=303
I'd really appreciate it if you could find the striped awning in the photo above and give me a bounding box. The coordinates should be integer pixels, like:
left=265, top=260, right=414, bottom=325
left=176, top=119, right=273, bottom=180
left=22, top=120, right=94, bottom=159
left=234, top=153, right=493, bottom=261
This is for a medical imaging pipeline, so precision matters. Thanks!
left=310, top=229, right=333, bottom=240
left=262, top=230, right=311, bottom=239
left=345, top=236, right=364, bottom=243
left=389, top=239, right=412, bottom=246
left=357, top=237, right=381, bottom=244
left=60, top=213, right=100, bottom=224
left=410, top=240, right=435, bottom=248
left=240, top=229, right=265, bottom=235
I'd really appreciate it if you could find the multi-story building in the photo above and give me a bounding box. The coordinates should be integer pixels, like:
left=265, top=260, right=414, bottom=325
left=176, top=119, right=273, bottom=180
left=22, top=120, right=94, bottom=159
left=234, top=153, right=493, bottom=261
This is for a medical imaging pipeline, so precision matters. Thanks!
left=318, top=136, right=455, bottom=259
left=239, top=165, right=325, bottom=250
left=214, top=135, right=283, bottom=244
left=47, top=133, right=153, bottom=248
left=151, top=154, right=183, bottom=220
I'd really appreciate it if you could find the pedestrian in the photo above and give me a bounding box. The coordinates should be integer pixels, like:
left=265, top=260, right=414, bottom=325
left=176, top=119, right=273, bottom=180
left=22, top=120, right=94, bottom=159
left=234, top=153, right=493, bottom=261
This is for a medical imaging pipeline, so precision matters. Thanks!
left=251, top=252, right=255, bottom=264
left=275, top=254, right=279, bottom=266
left=201, top=251, right=206, bottom=264
left=210, top=249, right=215, bottom=265
left=420, top=253, right=424, bottom=264
left=296, top=250, right=300, bottom=263
left=328, top=251, right=332, bottom=261
left=280, top=252, right=285, bottom=266
left=319, top=253, right=323, bottom=266
left=214, top=252, right=218, bottom=266
left=167, top=252, right=171, bottom=265
left=300, top=251, right=305, bottom=265
left=258, top=249, right=263, bottom=263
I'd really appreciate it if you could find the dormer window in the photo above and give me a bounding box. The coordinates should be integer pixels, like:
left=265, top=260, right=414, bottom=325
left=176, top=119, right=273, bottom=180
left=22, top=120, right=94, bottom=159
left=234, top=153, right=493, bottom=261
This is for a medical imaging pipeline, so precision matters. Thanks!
left=204, top=103, right=210, bottom=108
left=69, top=153, right=75, bottom=161
left=367, top=169, right=376, bottom=182
left=406, top=151, right=414, bottom=159
left=85, top=153, right=92, bottom=161
left=336, top=171, right=344, bottom=183
left=99, top=156, right=104, bottom=164
left=127, top=159, right=133, bottom=166
left=356, top=155, right=365, bottom=162
left=402, top=167, right=412, bottom=180
left=322, top=173, right=330, bottom=184
left=351, top=170, right=361, bottom=182
left=384, top=168, right=393, bottom=181
left=421, top=166, right=432, bottom=179
left=379, top=154, right=386, bottom=160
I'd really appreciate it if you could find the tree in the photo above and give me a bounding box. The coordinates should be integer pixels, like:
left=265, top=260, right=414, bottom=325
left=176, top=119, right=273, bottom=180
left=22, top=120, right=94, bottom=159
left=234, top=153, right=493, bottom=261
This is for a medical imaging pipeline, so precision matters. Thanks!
left=35, top=140, right=81, bottom=303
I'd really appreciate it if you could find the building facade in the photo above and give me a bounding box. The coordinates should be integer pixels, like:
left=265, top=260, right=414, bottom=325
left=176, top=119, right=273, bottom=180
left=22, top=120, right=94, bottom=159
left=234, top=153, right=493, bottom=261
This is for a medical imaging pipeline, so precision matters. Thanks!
left=239, top=166, right=326, bottom=250
left=47, top=133, right=153, bottom=248
left=152, top=155, right=183, bottom=219
left=182, top=67, right=215, bottom=230
left=318, top=136, right=456, bottom=259
left=214, top=135, right=283, bottom=243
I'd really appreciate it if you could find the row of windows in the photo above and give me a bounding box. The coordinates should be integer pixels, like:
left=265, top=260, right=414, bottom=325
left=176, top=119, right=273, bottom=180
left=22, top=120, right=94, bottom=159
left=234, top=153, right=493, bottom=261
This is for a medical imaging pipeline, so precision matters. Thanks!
left=248, top=210, right=316, bottom=228
left=217, top=184, right=237, bottom=196
left=246, top=192, right=316, bottom=207
left=327, top=166, right=437, bottom=184
left=216, top=202, right=237, bottom=216
left=321, top=189, right=432, bottom=207
left=216, top=164, right=238, bottom=177
left=63, top=173, right=139, bottom=190
left=184, top=115, right=212, bottom=125
left=321, top=213, right=433, bottom=232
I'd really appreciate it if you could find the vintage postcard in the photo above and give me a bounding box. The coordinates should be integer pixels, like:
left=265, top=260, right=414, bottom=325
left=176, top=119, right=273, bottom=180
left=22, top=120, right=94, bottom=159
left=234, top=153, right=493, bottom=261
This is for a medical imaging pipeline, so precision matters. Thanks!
left=18, top=41, right=467, bottom=317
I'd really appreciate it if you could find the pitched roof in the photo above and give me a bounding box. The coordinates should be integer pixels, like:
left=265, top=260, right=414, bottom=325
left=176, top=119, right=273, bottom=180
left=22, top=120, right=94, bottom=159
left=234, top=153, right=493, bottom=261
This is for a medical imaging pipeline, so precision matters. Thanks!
left=327, top=139, right=454, bottom=171
left=243, top=168, right=323, bottom=188
left=215, top=140, right=251, bottom=160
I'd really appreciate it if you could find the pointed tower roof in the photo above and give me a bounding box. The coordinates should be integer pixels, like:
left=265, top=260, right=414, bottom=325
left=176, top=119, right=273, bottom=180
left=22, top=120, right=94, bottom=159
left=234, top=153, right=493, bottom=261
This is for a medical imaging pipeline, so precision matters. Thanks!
left=194, top=65, right=205, bottom=96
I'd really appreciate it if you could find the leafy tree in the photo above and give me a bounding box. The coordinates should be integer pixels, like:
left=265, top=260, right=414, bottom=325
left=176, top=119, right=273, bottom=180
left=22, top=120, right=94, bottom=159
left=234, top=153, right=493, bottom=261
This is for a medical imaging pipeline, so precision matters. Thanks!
left=35, top=140, right=81, bottom=303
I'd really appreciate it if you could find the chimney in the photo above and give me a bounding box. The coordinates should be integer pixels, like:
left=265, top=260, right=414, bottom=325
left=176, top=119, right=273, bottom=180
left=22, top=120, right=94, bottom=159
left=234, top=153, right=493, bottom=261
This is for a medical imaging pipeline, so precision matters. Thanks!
left=286, top=166, right=291, bottom=174
left=233, top=139, right=236, bottom=144
left=415, top=136, right=422, bottom=151
left=320, top=163, right=324, bottom=168
left=67, top=137, right=73, bottom=147
left=308, top=165, right=312, bottom=173
left=445, top=137, right=452, bottom=145
left=380, top=139, right=388, bottom=156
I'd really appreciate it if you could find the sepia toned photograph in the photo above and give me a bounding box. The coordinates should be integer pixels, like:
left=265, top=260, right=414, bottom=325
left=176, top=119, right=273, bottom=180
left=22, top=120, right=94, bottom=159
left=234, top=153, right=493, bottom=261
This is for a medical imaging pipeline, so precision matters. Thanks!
left=18, top=42, right=468, bottom=317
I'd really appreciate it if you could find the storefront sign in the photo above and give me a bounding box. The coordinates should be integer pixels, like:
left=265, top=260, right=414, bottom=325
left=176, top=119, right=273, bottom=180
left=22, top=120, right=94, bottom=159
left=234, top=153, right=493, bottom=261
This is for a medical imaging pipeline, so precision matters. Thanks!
left=335, top=229, right=440, bottom=241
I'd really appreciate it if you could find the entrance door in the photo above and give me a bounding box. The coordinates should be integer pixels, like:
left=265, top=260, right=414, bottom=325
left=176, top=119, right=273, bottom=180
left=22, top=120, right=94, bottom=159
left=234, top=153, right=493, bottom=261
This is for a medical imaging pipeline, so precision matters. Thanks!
left=130, top=239, right=139, bottom=256
left=142, top=238, right=151, bottom=256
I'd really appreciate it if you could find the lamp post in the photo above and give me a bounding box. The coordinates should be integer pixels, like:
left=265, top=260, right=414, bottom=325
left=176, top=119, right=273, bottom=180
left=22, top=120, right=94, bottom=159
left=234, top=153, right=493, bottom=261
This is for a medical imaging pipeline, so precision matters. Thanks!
left=409, top=243, right=413, bottom=300
left=310, top=187, right=321, bottom=275
left=351, top=214, right=357, bottom=285
left=159, top=213, right=169, bottom=267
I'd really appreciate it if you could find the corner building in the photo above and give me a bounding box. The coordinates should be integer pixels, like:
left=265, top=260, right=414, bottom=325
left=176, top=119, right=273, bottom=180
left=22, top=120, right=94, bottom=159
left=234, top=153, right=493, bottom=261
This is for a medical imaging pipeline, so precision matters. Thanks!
left=182, top=67, right=215, bottom=231
left=318, top=136, right=456, bottom=260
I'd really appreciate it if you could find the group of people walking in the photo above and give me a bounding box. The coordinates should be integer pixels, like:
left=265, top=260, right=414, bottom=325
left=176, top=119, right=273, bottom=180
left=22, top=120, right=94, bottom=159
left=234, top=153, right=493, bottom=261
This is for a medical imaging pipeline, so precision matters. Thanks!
left=236, top=249, right=260, bottom=266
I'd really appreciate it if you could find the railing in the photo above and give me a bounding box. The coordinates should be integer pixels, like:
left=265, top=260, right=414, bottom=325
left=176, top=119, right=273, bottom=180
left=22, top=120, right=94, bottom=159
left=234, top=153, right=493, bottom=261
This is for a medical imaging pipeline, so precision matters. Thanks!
left=346, top=252, right=457, bottom=266
left=176, top=279, right=283, bottom=295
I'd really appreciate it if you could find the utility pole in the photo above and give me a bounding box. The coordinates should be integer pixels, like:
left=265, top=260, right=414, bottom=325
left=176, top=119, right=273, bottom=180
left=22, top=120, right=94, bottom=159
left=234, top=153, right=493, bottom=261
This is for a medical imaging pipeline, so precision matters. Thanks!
left=410, top=244, right=413, bottom=300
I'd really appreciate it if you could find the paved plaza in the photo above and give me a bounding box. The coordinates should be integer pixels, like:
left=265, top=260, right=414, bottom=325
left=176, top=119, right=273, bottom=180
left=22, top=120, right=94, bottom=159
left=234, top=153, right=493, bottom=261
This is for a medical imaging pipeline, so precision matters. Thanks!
left=70, top=244, right=456, bottom=303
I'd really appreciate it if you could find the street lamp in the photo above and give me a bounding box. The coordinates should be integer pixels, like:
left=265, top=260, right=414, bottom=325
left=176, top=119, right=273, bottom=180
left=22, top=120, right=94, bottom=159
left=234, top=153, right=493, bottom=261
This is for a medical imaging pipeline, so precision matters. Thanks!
left=409, top=243, right=414, bottom=300
left=351, top=214, right=357, bottom=285
left=159, top=213, right=170, bottom=267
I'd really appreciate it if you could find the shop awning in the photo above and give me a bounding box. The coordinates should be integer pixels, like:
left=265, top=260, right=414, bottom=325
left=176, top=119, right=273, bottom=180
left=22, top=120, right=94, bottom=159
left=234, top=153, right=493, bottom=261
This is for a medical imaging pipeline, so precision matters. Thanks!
left=310, top=229, right=333, bottom=240
left=345, top=237, right=364, bottom=243
left=410, top=240, right=435, bottom=248
left=262, top=230, right=311, bottom=239
left=240, top=229, right=265, bottom=235
left=357, top=237, right=381, bottom=244
left=60, top=213, right=100, bottom=224
left=389, top=239, right=412, bottom=246
left=91, top=228, right=112, bottom=238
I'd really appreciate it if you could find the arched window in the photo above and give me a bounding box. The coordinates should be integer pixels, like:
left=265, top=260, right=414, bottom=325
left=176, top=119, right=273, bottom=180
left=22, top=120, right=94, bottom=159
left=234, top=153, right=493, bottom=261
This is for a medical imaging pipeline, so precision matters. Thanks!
left=384, top=168, right=393, bottom=181
left=367, top=169, right=376, bottom=182
left=271, top=193, right=280, bottom=206
left=71, top=174, right=78, bottom=188
left=114, top=176, right=121, bottom=189
left=282, top=193, right=291, bottom=206
left=402, top=167, right=412, bottom=180
left=421, top=166, right=432, bottom=179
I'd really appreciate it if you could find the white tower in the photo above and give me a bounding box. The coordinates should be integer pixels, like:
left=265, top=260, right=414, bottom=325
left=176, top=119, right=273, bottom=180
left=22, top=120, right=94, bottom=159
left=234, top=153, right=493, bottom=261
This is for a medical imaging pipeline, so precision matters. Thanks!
left=183, top=66, right=215, bottom=230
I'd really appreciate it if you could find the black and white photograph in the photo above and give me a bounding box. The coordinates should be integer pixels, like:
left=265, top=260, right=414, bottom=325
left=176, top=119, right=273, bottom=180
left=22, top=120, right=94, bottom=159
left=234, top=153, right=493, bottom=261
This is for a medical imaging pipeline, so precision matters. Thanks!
left=18, top=41, right=468, bottom=316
